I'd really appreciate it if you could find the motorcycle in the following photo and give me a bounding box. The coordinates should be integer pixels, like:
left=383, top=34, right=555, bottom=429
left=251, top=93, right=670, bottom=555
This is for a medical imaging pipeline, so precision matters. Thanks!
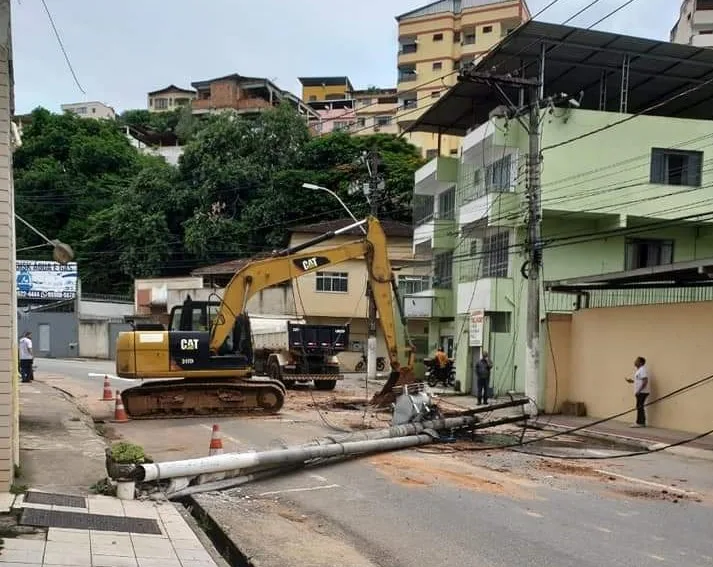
left=424, top=357, right=456, bottom=388
left=355, top=354, right=386, bottom=372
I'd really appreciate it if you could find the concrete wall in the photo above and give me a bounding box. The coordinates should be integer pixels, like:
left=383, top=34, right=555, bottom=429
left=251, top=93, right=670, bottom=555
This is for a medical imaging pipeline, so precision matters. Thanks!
left=77, top=319, right=131, bottom=360
left=544, top=302, right=713, bottom=434
left=0, top=0, right=17, bottom=491
left=18, top=312, right=78, bottom=359
left=79, top=300, right=133, bottom=319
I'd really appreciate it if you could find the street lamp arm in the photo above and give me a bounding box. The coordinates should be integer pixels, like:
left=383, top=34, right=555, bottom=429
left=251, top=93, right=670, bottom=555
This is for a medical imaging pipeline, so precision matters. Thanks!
left=301, top=183, right=366, bottom=234
left=15, top=213, right=54, bottom=246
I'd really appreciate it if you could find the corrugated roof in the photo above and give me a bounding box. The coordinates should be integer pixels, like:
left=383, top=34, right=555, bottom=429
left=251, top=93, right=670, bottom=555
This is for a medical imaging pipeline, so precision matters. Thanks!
left=191, top=73, right=270, bottom=90
left=407, top=19, right=713, bottom=136
left=289, top=218, right=413, bottom=238
left=191, top=258, right=250, bottom=277
left=147, top=84, right=196, bottom=96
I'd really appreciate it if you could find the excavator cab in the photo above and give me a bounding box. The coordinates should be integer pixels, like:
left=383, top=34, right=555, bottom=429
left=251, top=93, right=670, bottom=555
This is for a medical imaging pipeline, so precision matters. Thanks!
left=166, top=296, right=254, bottom=371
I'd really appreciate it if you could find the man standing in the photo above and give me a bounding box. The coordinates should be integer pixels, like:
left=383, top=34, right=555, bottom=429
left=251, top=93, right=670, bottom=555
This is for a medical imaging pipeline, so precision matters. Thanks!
left=626, top=356, right=650, bottom=427
left=19, top=331, right=33, bottom=383
left=434, top=347, right=449, bottom=386
left=475, top=351, right=493, bottom=406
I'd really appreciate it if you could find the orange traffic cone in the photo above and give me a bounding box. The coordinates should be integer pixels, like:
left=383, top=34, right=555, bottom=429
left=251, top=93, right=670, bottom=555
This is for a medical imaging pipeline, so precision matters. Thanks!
left=99, top=375, right=113, bottom=401
left=111, top=390, right=129, bottom=423
left=208, top=424, right=223, bottom=456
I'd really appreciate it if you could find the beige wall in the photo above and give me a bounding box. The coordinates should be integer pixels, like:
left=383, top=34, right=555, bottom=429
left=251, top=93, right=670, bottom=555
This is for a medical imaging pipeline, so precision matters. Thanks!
left=0, top=0, right=16, bottom=491
left=545, top=302, right=713, bottom=434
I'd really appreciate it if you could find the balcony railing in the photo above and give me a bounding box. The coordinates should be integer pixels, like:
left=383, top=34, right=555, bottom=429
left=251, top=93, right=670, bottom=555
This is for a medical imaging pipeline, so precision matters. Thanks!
left=192, top=97, right=273, bottom=112
left=399, top=43, right=418, bottom=55
left=398, top=73, right=418, bottom=83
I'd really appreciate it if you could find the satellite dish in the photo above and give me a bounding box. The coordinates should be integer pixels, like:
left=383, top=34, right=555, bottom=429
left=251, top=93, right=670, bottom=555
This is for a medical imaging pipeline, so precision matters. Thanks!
left=51, top=240, right=74, bottom=265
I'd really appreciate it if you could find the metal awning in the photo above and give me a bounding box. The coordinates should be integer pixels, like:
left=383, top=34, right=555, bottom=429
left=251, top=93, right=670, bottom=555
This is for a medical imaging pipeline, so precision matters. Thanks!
left=546, top=258, right=713, bottom=292
left=408, top=19, right=713, bottom=136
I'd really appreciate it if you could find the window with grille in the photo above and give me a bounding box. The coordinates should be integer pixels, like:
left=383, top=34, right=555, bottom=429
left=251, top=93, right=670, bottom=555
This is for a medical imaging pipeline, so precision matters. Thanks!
left=413, top=195, right=435, bottom=225
left=438, top=188, right=456, bottom=220
left=425, top=149, right=439, bottom=160
left=459, top=239, right=479, bottom=282
left=486, top=154, right=512, bottom=192
left=482, top=231, right=509, bottom=277
left=316, top=272, right=349, bottom=293
left=433, top=252, right=453, bottom=288
left=485, top=311, right=511, bottom=333
left=650, top=148, right=702, bottom=187
left=398, top=275, right=431, bottom=295
left=625, top=239, right=673, bottom=270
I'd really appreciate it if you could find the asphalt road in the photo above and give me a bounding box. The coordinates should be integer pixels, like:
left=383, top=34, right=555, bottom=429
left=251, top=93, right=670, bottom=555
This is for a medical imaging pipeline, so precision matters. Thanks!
left=34, top=358, right=713, bottom=567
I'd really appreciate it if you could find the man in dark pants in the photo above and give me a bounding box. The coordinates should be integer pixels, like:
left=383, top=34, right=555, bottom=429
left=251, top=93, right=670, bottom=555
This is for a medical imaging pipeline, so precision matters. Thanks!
left=474, top=351, right=493, bottom=406
left=626, top=356, right=650, bottom=427
left=19, top=331, right=34, bottom=383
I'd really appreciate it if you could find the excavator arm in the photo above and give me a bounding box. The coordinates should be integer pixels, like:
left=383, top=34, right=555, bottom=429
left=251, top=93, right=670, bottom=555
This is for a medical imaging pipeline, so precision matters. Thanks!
left=210, top=216, right=415, bottom=405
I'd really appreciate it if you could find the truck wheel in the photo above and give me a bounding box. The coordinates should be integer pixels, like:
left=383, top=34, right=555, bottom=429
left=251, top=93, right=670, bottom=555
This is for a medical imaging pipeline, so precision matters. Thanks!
left=376, top=359, right=386, bottom=372
left=314, top=380, right=337, bottom=391
left=355, top=360, right=365, bottom=372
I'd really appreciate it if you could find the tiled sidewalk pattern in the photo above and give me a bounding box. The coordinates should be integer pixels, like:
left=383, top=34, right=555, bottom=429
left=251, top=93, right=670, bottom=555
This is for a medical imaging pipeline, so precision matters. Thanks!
left=0, top=493, right=219, bottom=567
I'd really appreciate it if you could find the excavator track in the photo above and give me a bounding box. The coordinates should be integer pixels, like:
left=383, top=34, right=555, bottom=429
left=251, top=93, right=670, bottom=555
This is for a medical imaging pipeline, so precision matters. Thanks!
left=121, top=378, right=286, bottom=420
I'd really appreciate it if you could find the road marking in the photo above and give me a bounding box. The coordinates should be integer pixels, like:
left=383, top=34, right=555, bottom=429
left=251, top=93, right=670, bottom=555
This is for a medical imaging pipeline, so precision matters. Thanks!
left=594, top=526, right=611, bottom=533
left=309, top=474, right=328, bottom=482
left=647, top=554, right=665, bottom=562
left=596, top=469, right=699, bottom=497
left=199, top=424, right=242, bottom=446
left=88, top=372, right=138, bottom=382
left=258, top=484, right=340, bottom=497
left=616, top=511, right=639, bottom=517
left=524, top=510, right=543, bottom=518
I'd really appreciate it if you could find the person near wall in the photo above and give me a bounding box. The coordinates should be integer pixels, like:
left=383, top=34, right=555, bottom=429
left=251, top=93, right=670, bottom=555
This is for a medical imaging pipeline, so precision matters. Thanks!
left=475, top=351, right=493, bottom=406
left=434, top=347, right=449, bottom=385
left=19, top=331, right=34, bottom=383
left=626, top=356, right=650, bottom=428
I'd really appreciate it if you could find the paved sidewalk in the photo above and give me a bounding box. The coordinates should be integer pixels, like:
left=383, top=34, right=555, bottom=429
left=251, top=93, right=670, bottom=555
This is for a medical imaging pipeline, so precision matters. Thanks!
left=541, top=415, right=713, bottom=458
left=1, top=490, right=223, bottom=567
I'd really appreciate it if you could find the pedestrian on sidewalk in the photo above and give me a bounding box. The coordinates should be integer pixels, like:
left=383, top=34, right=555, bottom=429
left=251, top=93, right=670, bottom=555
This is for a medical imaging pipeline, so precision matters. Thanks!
left=19, top=331, right=34, bottom=383
left=626, top=356, right=650, bottom=427
left=475, top=351, right=493, bottom=406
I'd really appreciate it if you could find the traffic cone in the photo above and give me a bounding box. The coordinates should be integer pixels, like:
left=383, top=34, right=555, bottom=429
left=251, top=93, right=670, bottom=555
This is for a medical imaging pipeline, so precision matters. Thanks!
left=111, top=390, right=129, bottom=423
left=208, top=424, right=223, bottom=456
left=99, top=375, right=113, bottom=401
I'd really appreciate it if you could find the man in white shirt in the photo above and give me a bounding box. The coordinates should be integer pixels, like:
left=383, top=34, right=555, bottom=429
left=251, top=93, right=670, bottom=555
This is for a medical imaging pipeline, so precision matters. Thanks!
left=19, top=331, right=33, bottom=383
left=626, top=356, right=650, bottom=427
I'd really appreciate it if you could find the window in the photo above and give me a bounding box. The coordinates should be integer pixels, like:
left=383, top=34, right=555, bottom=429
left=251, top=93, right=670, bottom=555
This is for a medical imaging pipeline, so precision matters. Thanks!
left=425, top=149, right=439, bottom=160
left=485, top=311, right=511, bottom=333
left=376, top=116, right=392, bottom=126
left=398, top=65, right=417, bottom=82
left=433, top=61, right=443, bottom=70
left=401, top=42, right=418, bottom=54
left=463, top=27, right=476, bottom=44
left=650, top=148, right=702, bottom=186
left=438, top=187, right=456, bottom=220
left=453, top=31, right=461, bottom=43
left=403, top=98, right=417, bottom=109
left=154, top=98, right=168, bottom=110
left=433, top=33, right=444, bottom=41
left=453, top=59, right=460, bottom=70
left=91, top=107, right=96, bottom=114
left=699, top=29, right=713, bottom=34
left=450, top=149, right=459, bottom=156
left=431, top=90, right=441, bottom=99
left=483, top=25, right=493, bottom=33
left=486, top=154, right=513, bottom=192
left=398, top=275, right=431, bottom=295
left=75, top=106, right=87, bottom=115
left=625, top=238, right=673, bottom=270
left=357, top=117, right=366, bottom=127
left=333, top=121, right=349, bottom=131
left=482, top=231, right=509, bottom=277
left=433, top=252, right=453, bottom=288
left=316, top=272, right=348, bottom=293
left=413, top=194, right=435, bottom=225
left=360, top=98, right=373, bottom=106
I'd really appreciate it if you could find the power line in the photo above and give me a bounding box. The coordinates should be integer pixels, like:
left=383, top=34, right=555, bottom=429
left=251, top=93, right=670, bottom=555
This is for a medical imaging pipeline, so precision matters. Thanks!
left=40, top=0, right=86, bottom=95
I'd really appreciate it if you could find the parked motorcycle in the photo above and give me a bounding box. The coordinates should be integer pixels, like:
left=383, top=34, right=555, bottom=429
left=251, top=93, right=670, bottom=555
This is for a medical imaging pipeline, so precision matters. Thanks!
left=355, top=354, right=386, bottom=372
left=424, top=357, right=456, bottom=388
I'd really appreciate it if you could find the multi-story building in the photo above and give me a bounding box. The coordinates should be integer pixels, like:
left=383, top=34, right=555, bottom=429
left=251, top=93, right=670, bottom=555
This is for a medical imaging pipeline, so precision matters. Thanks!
left=352, top=88, right=399, bottom=135
left=190, top=73, right=318, bottom=121
left=298, top=76, right=353, bottom=103
left=395, top=0, right=530, bottom=158
left=305, top=99, right=356, bottom=135
left=61, top=101, right=116, bottom=120
left=405, top=20, right=713, bottom=404
left=147, top=84, right=196, bottom=113
left=671, top=0, right=713, bottom=46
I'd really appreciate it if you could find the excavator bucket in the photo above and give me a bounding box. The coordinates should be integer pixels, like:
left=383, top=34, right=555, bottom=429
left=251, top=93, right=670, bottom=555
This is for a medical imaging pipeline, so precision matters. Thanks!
left=371, top=367, right=417, bottom=407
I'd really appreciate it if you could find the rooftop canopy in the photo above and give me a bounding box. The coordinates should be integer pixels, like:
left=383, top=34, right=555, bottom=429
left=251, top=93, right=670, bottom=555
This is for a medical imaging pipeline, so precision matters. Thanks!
left=298, top=76, right=354, bottom=90
left=407, top=19, right=713, bottom=136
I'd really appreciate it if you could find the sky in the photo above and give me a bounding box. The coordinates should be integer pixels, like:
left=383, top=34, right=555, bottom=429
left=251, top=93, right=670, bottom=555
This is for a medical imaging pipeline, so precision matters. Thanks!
left=13, top=0, right=680, bottom=115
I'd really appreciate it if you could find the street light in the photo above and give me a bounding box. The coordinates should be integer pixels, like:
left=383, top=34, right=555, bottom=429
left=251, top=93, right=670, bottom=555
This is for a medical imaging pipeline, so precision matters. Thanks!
left=301, top=183, right=366, bottom=234
left=15, top=214, right=74, bottom=264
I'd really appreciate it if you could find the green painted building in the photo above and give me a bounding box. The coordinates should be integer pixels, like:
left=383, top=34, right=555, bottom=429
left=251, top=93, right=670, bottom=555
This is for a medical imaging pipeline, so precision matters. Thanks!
left=401, top=20, right=713, bottom=400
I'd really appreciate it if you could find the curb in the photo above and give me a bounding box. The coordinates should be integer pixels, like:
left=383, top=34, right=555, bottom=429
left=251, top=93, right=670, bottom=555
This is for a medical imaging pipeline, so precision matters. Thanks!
left=541, top=423, right=713, bottom=462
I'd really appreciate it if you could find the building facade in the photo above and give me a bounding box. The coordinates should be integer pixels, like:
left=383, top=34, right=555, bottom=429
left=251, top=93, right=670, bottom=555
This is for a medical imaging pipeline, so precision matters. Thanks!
left=61, top=101, right=116, bottom=120
left=671, top=0, right=713, bottom=46
left=352, top=88, right=399, bottom=136
left=395, top=0, right=529, bottom=158
left=406, top=20, right=713, bottom=402
left=147, top=84, right=196, bottom=113
left=190, top=73, right=318, bottom=120
left=298, top=76, right=353, bottom=103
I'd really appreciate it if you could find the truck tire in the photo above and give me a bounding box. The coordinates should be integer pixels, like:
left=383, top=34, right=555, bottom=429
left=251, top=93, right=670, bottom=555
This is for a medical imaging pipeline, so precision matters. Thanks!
left=314, top=379, right=337, bottom=391
left=355, top=360, right=365, bottom=372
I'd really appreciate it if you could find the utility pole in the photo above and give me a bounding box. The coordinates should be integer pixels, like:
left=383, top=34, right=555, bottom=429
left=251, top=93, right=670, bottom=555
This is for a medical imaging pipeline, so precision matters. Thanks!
left=362, top=149, right=383, bottom=381
left=458, top=68, right=572, bottom=414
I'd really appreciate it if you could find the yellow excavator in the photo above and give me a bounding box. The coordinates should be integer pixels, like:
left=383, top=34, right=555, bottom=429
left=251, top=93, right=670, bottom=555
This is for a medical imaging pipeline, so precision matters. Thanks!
left=115, top=216, right=417, bottom=419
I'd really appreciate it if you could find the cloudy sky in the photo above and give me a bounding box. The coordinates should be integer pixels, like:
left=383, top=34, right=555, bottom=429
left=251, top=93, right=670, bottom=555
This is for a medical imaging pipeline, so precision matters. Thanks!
left=14, top=0, right=679, bottom=114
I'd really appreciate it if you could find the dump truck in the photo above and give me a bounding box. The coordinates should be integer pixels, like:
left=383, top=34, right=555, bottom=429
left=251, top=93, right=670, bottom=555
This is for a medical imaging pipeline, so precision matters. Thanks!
left=249, top=314, right=349, bottom=391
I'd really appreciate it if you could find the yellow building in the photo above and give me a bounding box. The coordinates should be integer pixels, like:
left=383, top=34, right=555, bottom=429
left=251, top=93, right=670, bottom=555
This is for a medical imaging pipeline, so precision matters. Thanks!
left=298, top=76, right=354, bottom=103
left=395, top=0, right=530, bottom=158
left=352, top=88, right=399, bottom=136
left=147, top=85, right=197, bottom=113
